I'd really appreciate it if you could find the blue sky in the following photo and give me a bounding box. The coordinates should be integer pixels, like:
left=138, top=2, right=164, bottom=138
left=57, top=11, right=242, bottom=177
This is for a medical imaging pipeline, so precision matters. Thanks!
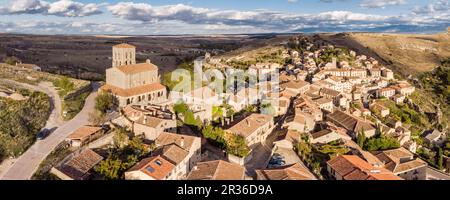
left=0, top=0, right=448, bottom=35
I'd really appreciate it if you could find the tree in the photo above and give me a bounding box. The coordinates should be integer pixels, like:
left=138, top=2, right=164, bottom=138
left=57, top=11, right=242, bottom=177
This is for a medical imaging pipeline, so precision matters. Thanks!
left=173, top=101, right=189, bottom=116
left=226, top=134, right=250, bottom=158
left=113, top=127, right=129, bottom=149
left=88, top=110, right=106, bottom=125
left=127, top=137, right=150, bottom=157
left=357, top=130, right=366, bottom=148
left=95, top=92, right=115, bottom=114
left=363, top=135, right=400, bottom=151
left=95, top=157, right=123, bottom=180
left=3, top=56, right=19, bottom=65
left=437, top=147, right=444, bottom=170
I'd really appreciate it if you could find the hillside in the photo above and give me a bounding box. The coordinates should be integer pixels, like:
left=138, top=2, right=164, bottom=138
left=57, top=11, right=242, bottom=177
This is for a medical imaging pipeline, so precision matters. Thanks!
left=320, top=31, right=450, bottom=76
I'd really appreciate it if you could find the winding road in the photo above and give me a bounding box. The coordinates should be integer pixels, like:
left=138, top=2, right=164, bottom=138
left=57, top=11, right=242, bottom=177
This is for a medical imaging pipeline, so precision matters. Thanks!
left=0, top=80, right=99, bottom=180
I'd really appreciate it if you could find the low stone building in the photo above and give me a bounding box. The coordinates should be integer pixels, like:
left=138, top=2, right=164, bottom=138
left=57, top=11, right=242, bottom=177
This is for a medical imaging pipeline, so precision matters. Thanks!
left=226, top=113, right=274, bottom=148
left=51, top=148, right=103, bottom=180
left=372, top=147, right=427, bottom=180
left=327, top=155, right=402, bottom=180
left=187, top=160, right=246, bottom=180
left=65, top=126, right=104, bottom=148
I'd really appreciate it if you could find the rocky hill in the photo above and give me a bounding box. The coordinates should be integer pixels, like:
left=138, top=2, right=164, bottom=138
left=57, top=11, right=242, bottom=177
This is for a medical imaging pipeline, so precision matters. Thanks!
left=319, top=29, right=450, bottom=76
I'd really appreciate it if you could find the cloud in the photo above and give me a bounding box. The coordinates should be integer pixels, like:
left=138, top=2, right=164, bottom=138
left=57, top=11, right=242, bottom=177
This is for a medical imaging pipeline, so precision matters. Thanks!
left=287, top=0, right=298, bottom=3
left=412, top=0, right=449, bottom=14
left=107, top=2, right=394, bottom=29
left=0, top=0, right=103, bottom=17
left=1, top=1, right=449, bottom=34
left=360, top=0, right=407, bottom=9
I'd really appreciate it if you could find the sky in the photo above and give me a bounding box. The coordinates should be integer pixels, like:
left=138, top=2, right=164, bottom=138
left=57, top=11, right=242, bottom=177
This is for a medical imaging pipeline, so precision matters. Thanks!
left=0, top=0, right=448, bottom=35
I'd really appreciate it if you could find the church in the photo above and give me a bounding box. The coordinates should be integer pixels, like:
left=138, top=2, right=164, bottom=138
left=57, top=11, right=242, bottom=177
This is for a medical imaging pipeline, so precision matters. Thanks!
left=101, top=43, right=167, bottom=107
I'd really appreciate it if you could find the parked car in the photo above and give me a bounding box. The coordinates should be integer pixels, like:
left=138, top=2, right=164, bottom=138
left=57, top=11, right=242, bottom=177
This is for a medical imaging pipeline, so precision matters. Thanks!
left=37, top=129, right=51, bottom=140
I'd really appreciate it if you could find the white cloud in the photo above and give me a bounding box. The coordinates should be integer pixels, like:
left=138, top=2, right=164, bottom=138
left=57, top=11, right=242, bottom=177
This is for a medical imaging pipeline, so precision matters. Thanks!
left=412, top=0, right=449, bottom=14
left=360, top=0, right=406, bottom=9
left=287, top=0, right=298, bottom=3
left=0, top=0, right=103, bottom=17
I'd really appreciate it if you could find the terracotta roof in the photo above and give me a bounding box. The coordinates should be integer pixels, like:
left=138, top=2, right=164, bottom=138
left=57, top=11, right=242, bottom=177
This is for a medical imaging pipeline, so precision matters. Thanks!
left=313, top=97, right=333, bottom=105
left=255, top=163, right=316, bottom=180
left=373, top=148, right=427, bottom=174
left=227, top=113, right=273, bottom=139
left=320, top=88, right=341, bottom=97
left=127, top=155, right=175, bottom=180
left=100, top=82, right=166, bottom=97
left=156, top=144, right=189, bottom=165
left=187, top=86, right=217, bottom=99
left=327, top=110, right=375, bottom=133
left=327, top=155, right=402, bottom=180
left=281, top=80, right=310, bottom=90
left=135, top=115, right=164, bottom=128
left=187, top=160, right=245, bottom=180
left=113, top=43, right=136, bottom=49
left=310, top=129, right=333, bottom=139
left=55, top=149, right=103, bottom=180
left=277, top=129, right=301, bottom=143
left=155, top=132, right=197, bottom=151
left=116, top=63, right=158, bottom=74
left=67, top=126, right=103, bottom=140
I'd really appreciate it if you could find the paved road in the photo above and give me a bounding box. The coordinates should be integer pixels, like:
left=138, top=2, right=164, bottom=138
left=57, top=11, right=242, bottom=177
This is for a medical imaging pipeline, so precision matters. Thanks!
left=0, top=79, right=64, bottom=126
left=426, top=167, right=450, bottom=180
left=1, top=83, right=99, bottom=180
left=0, top=79, right=63, bottom=178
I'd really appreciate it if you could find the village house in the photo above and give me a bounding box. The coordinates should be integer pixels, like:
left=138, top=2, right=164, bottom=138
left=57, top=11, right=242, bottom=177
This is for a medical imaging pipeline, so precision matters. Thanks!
left=280, top=79, right=310, bottom=96
left=65, top=126, right=104, bottom=148
left=319, top=88, right=348, bottom=108
left=50, top=148, right=103, bottom=180
left=154, top=132, right=202, bottom=179
left=327, top=155, right=402, bottom=180
left=126, top=132, right=201, bottom=180
left=326, top=110, right=377, bottom=138
left=376, top=87, right=396, bottom=98
left=312, top=97, right=334, bottom=113
left=187, top=160, right=246, bottom=180
left=424, top=129, right=447, bottom=146
left=372, top=147, right=427, bottom=180
left=116, top=105, right=177, bottom=140
left=101, top=44, right=167, bottom=107
left=132, top=115, right=177, bottom=140
left=323, top=68, right=367, bottom=78
left=273, top=129, right=302, bottom=149
left=177, top=86, right=222, bottom=106
left=255, top=163, right=316, bottom=180
left=381, top=68, right=394, bottom=80
left=124, top=155, right=176, bottom=180
left=284, top=110, right=316, bottom=133
left=391, top=94, right=406, bottom=104
left=309, top=128, right=351, bottom=144
left=369, top=102, right=390, bottom=118
left=392, top=82, right=415, bottom=96
left=226, top=113, right=274, bottom=148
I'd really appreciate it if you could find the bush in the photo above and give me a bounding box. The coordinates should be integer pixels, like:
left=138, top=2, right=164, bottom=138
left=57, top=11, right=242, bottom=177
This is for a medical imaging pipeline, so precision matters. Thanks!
left=3, top=56, right=19, bottom=65
left=0, top=91, right=51, bottom=158
left=95, top=92, right=115, bottom=114
left=226, top=134, right=250, bottom=158
left=53, top=77, right=75, bottom=97
left=363, top=135, right=400, bottom=151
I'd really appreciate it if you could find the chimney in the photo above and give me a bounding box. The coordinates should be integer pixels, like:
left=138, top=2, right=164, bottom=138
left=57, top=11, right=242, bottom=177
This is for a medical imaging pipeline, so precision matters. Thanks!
left=246, top=119, right=251, bottom=127
left=143, top=116, right=148, bottom=124
left=146, top=59, right=151, bottom=64
left=180, top=137, right=185, bottom=148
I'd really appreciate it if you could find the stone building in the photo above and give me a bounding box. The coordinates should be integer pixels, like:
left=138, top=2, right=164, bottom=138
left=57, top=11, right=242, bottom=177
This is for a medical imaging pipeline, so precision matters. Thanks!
left=101, top=43, right=167, bottom=107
